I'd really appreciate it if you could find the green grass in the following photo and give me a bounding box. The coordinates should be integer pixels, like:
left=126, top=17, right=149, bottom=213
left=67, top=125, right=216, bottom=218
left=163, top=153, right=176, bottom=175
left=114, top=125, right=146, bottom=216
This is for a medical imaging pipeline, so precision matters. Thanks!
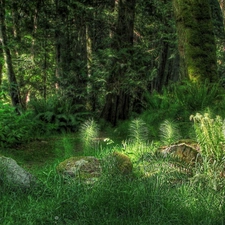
left=1, top=132, right=225, bottom=225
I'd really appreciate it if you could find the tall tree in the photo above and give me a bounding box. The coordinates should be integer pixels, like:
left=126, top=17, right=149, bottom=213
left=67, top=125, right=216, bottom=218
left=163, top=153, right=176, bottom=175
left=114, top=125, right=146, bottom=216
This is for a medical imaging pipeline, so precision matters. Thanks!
left=0, top=0, right=21, bottom=109
left=54, top=0, right=88, bottom=106
left=87, top=0, right=115, bottom=111
left=151, top=0, right=178, bottom=92
left=101, top=0, right=136, bottom=125
left=173, top=0, right=218, bottom=83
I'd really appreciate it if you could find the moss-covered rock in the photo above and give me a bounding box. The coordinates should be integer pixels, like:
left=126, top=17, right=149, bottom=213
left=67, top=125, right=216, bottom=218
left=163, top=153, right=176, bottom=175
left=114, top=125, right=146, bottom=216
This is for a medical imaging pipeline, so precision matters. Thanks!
left=111, top=152, right=133, bottom=175
left=158, top=141, right=201, bottom=164
left=57, top=156, right=102, bottom=183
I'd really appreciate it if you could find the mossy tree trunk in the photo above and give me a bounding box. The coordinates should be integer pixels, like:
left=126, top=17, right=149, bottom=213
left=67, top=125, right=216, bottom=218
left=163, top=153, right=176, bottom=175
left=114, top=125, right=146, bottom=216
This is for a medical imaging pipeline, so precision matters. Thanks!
left=173, top=0, right=218, bottom=83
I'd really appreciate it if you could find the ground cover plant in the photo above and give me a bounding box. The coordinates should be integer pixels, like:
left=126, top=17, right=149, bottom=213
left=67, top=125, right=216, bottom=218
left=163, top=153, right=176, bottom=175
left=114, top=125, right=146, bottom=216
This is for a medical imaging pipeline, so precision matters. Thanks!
left=1, top=114, right=225, bottom=225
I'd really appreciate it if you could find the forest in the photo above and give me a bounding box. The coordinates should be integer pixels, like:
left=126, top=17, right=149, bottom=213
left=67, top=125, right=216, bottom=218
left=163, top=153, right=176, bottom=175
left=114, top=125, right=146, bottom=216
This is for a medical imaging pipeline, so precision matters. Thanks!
left=1, top=0, right=225, bottom=224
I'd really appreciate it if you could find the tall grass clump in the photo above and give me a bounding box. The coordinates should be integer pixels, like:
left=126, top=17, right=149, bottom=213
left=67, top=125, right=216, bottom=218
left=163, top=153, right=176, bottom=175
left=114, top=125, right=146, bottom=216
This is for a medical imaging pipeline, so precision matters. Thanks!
left=190, top=112, right=225, bottom=161
left=159, top=119, right=181, bottom=145
left=79, top=118, right=99, bottom=155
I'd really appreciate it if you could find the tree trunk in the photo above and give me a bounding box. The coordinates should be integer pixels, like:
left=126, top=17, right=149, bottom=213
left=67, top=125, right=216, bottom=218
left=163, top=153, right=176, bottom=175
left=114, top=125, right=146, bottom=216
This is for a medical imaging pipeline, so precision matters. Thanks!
left=101, top=0, right=136, bottom=126
left=152, top=40, right=169, bottom=92
left=0, top=0, right=21, bottom=110
left=54, top=0, right=88, bottom=107
left=87, top=0, right=115, bottom=112
left=173, top=0, right=218, bottom=83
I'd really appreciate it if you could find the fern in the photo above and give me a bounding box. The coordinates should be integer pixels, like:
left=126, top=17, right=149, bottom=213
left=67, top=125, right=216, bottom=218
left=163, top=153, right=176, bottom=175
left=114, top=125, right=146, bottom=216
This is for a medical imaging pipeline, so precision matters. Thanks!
left=29, top=95, right=88, bottom=133
left=129, top=118, right=148, bottom=144
left=172, top=81, right=220, bottom=112
left=80, top=119, right=99, bottom=154
left=190, top=112, right=225, bottom=161
left=159, top=119, right=181, bottom=145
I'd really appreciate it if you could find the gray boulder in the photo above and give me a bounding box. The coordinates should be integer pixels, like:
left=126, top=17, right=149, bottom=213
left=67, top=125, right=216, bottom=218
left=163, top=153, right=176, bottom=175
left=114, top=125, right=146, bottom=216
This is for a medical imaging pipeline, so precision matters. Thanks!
left=0, top=156, right=36, bottom=189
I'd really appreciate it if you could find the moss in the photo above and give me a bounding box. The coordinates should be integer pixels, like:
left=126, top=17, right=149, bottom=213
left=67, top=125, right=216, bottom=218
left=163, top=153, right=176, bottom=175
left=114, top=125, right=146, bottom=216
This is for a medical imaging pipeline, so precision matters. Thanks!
left=57, top=156, right=101, bottom=181
left=57, top=156, right=87, bottom=172
left=112, top=152, right=133, bottom=175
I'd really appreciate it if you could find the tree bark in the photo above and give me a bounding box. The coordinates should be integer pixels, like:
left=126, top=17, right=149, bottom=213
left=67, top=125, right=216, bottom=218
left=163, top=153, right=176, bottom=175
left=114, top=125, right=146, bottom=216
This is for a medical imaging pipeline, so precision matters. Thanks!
left=0, top=0, right=21, bottom=110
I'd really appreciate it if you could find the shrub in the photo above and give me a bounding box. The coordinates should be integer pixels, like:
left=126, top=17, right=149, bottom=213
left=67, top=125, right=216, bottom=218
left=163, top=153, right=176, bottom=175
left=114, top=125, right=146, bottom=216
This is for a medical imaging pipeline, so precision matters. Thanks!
left=29, top=95, right=88, bottom=133
left=0, top=102, right=34, bottom=147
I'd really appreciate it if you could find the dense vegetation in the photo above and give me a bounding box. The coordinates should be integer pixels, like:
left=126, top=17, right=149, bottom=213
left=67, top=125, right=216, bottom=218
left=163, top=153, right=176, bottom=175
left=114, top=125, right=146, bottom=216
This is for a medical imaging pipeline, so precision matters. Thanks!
left=1, top=0, right=225, bottom=224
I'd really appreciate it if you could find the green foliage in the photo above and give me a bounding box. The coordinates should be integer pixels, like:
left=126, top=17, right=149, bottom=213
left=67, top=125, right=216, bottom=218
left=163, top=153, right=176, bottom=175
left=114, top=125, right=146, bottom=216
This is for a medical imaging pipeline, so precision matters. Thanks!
left=144, top=87, right=183, bottom=122
left=79, top=118, right=99, bottom=154
left=190, top=112, right=225, bottom=161
left=141, top=81, right=225, bottom=139
left=190, top=158, right=224, bottom=191
left=29, top=96, right=88, bottom=133
left=171, top=81, right=222, bottom=113
left=141, top=88, right=184, bottom=139
left=159, top=119, right=181, bottom=145
left=0, top=102, right=34, bottom=147
left=129, top=118, right=148, bottom=144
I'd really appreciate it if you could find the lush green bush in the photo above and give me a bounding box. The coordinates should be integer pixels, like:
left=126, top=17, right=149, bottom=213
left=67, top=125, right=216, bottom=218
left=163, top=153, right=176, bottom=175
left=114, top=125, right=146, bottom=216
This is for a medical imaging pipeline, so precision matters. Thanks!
left=29, top=95, right=89, bottom=133
left=0, top=102, right=34, bottom=147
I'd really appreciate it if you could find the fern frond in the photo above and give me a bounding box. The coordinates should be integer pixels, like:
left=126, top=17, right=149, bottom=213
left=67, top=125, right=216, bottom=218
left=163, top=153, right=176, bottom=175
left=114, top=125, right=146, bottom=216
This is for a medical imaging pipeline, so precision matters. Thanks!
left=159, top=120, right=181, bottom=145
left=129, top=118, right=148, bottom=143
left=80, top=118, right=99, bottom=151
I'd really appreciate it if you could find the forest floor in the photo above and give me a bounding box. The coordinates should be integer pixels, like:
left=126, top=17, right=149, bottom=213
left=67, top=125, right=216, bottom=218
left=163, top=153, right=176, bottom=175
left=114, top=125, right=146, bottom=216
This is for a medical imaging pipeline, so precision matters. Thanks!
left=1, top=133, right=225, bottom=225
